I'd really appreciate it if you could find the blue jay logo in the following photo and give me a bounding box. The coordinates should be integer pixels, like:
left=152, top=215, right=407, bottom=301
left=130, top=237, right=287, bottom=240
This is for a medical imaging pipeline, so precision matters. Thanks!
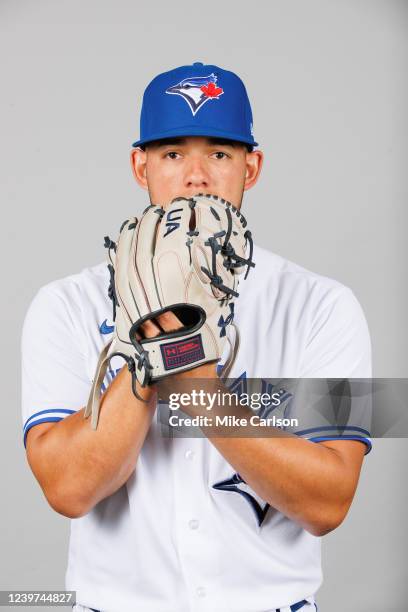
left=211, top=375, right=294, bottom=526
left=213, top=473, right=270, bottom=527
left=166, top=73, right=224, bottom=116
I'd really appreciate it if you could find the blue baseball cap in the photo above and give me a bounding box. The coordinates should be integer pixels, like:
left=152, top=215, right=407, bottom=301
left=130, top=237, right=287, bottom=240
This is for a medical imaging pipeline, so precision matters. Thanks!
left=132, top=62, right=258, bottom=149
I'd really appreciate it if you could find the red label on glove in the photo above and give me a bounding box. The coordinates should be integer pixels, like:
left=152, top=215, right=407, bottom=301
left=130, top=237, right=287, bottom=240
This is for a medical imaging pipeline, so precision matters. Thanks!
left=161, top=334, right=205, bottom=371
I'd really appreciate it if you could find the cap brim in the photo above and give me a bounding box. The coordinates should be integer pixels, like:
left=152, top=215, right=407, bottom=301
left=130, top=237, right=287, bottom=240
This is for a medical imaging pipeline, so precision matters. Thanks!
left=132, top=126, right=258, bottom=148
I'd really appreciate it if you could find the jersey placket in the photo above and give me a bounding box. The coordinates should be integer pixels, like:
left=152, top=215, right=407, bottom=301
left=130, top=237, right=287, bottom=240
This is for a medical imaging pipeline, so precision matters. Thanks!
left=172, top=437, right=225, bottom=611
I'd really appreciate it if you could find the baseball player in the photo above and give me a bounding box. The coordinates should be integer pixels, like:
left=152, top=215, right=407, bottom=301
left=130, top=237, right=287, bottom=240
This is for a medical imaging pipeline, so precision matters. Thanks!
left=22, top=62, right=372, bottom=612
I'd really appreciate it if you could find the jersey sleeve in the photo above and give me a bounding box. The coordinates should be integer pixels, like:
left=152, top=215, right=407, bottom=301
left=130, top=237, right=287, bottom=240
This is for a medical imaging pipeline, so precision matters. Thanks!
left=21, top=284, right=91, bottom=448
left=295, top=287, right=373, bottom=453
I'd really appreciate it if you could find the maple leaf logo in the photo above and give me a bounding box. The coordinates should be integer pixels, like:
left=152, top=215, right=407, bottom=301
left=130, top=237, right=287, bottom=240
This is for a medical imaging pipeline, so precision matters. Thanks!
left=201, top=82, right=223, bottom=98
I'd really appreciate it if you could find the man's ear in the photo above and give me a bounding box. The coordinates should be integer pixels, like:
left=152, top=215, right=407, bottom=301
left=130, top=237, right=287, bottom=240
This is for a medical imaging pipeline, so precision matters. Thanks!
left=244, top=150, right=264, bottom=191
left=130, top=148, right=148, bottom=190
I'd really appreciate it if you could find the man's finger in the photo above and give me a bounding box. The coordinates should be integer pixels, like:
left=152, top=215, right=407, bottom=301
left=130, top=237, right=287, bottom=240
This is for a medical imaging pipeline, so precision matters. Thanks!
left=138, top=311, right=184, bottom=339
left=155, top=311, right=184, bottom=333
left=139, top=319, right=162, bottom=338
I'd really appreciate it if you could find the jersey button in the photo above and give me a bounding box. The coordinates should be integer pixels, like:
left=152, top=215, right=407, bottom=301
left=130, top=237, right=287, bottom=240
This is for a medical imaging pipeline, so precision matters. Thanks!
left=188, top=519, right=200, bottom=530
left=184, top=449, right=195, bottom=461
left=196, top=586, right=206, bottom=598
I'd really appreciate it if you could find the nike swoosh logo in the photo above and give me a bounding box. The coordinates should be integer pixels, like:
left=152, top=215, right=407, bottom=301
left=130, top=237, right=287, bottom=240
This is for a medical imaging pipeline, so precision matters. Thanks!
left=99, top=319, right=115, bottom=335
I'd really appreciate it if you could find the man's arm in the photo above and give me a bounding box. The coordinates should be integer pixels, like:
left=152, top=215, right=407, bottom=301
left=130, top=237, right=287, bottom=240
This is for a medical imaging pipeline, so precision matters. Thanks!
left=26, top=367, right=157, bottom=519
left=209, top=420, right=365, bottom=537
left=198, top=286, right=372, bottom=536
left=24, top=315, right=181, bottom=519
left=160, top=362, right=366, bottom=538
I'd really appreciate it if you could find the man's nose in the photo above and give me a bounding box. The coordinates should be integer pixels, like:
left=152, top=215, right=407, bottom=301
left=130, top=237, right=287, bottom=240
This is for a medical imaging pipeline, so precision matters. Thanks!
left=184, top=159, right=210, bottom=188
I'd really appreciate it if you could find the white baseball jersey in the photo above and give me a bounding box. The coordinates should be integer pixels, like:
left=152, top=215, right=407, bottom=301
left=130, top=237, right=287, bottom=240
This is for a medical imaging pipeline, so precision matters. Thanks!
left=21, top=243, right=372, bottom=612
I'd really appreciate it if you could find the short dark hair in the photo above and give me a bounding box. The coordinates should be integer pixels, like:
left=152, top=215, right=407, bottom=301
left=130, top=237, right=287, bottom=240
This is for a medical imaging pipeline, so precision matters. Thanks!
left=139, top=136, right=253, bottom=153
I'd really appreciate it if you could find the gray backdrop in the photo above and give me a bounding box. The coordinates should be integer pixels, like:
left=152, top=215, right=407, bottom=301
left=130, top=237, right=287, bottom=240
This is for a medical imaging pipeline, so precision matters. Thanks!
left=1, top=0, right=407, bottom=610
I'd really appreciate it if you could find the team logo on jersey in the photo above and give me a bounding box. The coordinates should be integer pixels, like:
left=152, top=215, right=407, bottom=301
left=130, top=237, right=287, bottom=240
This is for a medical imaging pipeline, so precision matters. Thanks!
left=99, top=319, right=114, bottom=335
left=211, top=375, right=293, bottom=526
left=166, top=73, right=224, bottom=116
left=213, top=472, right=270, bottom=526
left=164, top=208, right=183, bottom=237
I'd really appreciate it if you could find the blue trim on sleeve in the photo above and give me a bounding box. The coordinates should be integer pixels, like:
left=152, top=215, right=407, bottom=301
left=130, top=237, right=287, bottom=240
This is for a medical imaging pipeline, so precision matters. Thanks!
left=311, top=435, right=372, bottom=454
left=23, top=408, right=76, bottom=431
left=291, top=600, right=308, bottom=611
left=296, top=425, right=371, bottom=437
left=23, top=416, right=65, bottom=449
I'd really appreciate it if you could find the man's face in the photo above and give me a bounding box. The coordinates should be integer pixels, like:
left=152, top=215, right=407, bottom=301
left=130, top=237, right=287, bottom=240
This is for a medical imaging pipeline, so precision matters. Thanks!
left=131, top=136, right=263, bottom=209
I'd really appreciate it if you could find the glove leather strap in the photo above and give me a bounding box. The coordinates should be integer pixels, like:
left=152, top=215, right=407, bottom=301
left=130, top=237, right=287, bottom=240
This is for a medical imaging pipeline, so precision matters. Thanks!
left=84, top=340, right=113, bottom=430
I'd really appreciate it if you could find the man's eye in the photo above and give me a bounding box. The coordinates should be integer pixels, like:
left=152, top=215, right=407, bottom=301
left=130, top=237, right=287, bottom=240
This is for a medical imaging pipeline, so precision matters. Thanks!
left=213, top=152, right=228, bottom=159
left=166, top=152, right=180, bottom=159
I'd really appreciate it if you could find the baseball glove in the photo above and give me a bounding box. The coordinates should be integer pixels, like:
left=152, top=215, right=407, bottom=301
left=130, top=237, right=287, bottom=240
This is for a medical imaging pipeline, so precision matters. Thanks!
left=84, top=193, right=255, bottom=429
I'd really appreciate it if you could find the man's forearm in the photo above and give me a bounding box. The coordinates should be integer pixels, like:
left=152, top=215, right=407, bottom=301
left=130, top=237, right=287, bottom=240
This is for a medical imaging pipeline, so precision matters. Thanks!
left=29, top=366, right=157, bottom=517
left=208, top=434, right=358, bottom=536
left=158, top=364, right=363, bottom=536
left=198, top=412, right=359, bottom=536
